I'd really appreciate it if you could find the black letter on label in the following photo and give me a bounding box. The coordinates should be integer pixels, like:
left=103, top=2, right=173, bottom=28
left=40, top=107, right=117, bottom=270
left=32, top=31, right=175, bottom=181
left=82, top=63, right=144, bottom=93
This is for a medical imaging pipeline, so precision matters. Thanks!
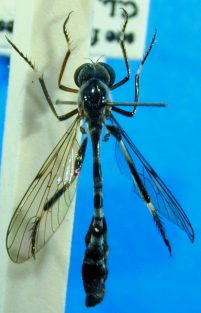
left=98, top=0, right=117, bottom=17
left=98, top=0, right=138, bottom=18
left=105, top=30, right=134, bottom=44
left=125, top=32, right=135, bottom=44
left=119, top=1, right=138, bottom=18
left=106, top=30, right=116, bottom=42
left=91, top=29, right=100, bottom=46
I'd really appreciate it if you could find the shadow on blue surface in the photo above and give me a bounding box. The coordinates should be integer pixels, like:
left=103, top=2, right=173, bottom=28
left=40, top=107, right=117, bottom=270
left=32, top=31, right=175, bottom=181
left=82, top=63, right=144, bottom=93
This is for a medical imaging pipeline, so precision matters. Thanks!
left=0, top=56, right=9, bottom=162
left=66, top=2, right=201, bottom=313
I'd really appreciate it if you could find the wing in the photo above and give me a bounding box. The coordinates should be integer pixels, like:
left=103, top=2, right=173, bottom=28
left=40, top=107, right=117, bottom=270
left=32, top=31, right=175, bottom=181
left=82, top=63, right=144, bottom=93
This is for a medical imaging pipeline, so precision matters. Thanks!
left=6, top=116, right=86, bottom=263
left=109, top=115, right=194, bottom=243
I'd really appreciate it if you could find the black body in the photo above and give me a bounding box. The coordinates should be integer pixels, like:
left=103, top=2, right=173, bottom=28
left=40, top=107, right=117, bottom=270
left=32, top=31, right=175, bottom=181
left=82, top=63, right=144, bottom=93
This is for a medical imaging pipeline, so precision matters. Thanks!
left=75, top=63, right=114, bottom=305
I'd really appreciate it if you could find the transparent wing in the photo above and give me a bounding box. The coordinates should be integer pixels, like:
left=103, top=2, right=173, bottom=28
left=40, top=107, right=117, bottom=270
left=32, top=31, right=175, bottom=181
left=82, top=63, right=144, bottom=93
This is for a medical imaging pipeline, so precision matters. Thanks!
left=110, top=115, right=194, bottom=242
left=7, top=116, right=84, bottom=263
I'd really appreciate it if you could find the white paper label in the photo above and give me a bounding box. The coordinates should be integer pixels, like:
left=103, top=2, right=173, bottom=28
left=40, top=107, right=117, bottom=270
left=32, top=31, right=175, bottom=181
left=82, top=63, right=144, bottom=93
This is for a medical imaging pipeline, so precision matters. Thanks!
left=0, top=0, right=16, bottom=55
left=90, top=0, right=150, bottom=60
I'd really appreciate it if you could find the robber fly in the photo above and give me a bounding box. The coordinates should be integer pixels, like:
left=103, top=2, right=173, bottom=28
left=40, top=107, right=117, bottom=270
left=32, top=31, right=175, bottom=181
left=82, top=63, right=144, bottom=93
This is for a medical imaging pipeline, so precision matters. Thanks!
left=6, top=10, right=194, bottom=307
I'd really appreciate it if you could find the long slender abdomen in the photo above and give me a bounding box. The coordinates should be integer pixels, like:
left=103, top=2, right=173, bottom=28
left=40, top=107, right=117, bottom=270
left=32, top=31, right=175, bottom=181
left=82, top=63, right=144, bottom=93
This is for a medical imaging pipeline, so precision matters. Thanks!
left=82, top=128, right=109, bottom=307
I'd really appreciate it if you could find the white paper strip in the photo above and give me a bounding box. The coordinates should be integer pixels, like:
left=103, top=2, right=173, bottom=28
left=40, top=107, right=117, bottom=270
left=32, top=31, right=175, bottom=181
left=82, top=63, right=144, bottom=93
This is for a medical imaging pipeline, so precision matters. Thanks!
left=0, top=0, right=16, bottom=55
left=0, top=0, right=93, bottom=312
left=91, top=0, right=150, bottom=59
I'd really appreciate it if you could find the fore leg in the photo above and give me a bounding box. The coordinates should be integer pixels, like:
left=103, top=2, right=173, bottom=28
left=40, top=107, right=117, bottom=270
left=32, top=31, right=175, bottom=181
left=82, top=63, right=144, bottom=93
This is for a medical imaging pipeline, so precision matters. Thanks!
left=135, top=30, right=157, bottom=105
left=58, top=12, right=79, bottom=93
left=112, top=30, right=157, bottom=117
left=110, top=8, right=130, bottom=91
left=6, top=36, right=78, bottom=121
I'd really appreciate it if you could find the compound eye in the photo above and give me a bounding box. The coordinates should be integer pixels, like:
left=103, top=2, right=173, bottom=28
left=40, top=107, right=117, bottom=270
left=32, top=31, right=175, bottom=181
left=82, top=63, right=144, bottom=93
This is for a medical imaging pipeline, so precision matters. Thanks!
left=74, top=63, right=94, bottom=87
left=74, top=62, right=116, bottom=87
left=98, top=63, right=115, bottom=87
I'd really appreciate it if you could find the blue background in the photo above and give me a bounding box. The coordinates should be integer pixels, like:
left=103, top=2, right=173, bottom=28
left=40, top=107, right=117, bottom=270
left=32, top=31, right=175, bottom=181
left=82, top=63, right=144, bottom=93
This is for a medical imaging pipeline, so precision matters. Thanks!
left=0, top=1, right=201, bottom=313
left=0, top=56, right=9, bottom=162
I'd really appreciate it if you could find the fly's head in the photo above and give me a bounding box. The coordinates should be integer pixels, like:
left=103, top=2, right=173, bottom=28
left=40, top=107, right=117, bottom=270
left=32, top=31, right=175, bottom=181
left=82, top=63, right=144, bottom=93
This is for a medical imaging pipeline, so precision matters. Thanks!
left=74, top=62, right=115, bottom=116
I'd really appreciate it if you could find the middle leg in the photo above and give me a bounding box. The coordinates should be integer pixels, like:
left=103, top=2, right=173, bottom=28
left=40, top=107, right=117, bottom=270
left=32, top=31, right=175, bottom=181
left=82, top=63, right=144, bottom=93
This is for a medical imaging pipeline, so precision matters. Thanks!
left=112, top=30, right=157, bottom=117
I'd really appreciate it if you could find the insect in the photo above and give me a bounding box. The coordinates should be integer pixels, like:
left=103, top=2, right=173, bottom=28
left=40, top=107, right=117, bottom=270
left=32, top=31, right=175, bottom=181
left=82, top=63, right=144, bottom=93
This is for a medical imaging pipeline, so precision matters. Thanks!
left=6, top=10, right=194, bottom=307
